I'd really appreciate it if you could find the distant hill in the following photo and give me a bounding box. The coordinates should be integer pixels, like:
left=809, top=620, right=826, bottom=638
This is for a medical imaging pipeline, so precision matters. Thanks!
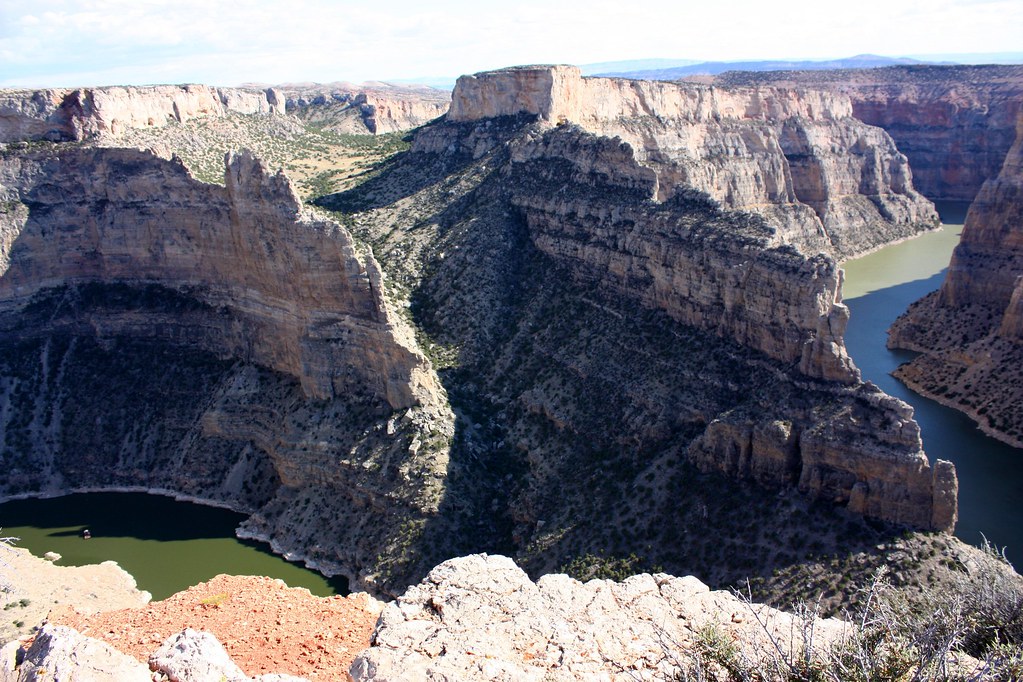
left=594, top=54, right=942, bottom=80
left=577, top=58, right=701, bottom=76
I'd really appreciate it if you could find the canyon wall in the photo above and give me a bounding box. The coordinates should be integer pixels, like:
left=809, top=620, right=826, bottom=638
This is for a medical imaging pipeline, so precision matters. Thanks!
left=888, top=113, right=1023, bottom=447
left=279, top=83, right=449, bottom=134
left=0, top=85, right=284, bottom=142
left=0, top=147, right=455, bottom=594
left=335, top=77, right=957, bottom=568
left=0, top=147, right=435, bottom=408
left=713, top=65, right=1023, bottom=202
left=449, top=65, right=937, bottom=259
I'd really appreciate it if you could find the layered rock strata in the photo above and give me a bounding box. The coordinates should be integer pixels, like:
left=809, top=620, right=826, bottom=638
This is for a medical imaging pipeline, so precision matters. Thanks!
left=0, top=147, right=453, bottom=594
left=326, top=91, right=956, bottom=584
left=449, top=65, right=937, bottom=258
left=0, top=147, right=435, bottom=407
left=0, top=85, right=284, bottom=143
left=713, top=65, right=1023, bottom=202
left=284, top=85, right=450, bottom=134
left=888, top=113, right=1023, bottom=447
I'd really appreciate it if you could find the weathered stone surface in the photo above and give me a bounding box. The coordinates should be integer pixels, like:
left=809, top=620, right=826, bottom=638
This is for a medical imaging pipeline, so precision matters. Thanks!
left=0, top=146, right=437, bottom=409
left=350, top=554, right=846, bottom=681
left=0, top=85, right=283, bottom=143
left=3, top=624, right=151, bottom=682
left=448, top=65, right=936, bottom=259
left=151, top=629, right=250, bottom=682
left=889, top=112, right=1023, bottom=447
left=714, top=65, right=1023, bottom=202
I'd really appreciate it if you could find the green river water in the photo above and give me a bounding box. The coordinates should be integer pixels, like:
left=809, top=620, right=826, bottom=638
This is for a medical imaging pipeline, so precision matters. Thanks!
left=1, top=201, right=1019, bottom=598
left=842, top=201, right=1023, bottom=562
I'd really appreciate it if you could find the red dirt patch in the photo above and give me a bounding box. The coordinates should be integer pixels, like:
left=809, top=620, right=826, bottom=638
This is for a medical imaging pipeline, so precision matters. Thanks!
left=48, top=574, right=380, bottom=680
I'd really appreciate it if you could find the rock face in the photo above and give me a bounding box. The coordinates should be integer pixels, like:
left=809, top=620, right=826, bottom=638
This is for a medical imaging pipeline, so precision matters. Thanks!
left=0, top=147, right=454, bottom=594
left=2, top=625, right=152, bottom=682
left=349, top=554, right=846, bottom=681
left=1, top=625, right=311, bottom=682
left=713, top=65, right=1023, bottom=202
left=0, top=147, right=435, bottom=408
left=0, top=85, right=284, bottom=142
left=449, top=65, right=937, bottom=259
left=888, top=112, right=1023, bottom=447
left=280, top=83, right=449, bottom=134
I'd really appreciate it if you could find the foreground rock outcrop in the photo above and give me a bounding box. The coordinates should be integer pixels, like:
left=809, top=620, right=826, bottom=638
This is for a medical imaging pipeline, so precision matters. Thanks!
left=450, top=65, right=936, bottom=259
left=713, top=65, right=1023, bottom=202
left=0, top=85, right=284, bottom=142
left=350, top=553, right=845, bottom=681
left=888, top=113, right=1023, bottom=447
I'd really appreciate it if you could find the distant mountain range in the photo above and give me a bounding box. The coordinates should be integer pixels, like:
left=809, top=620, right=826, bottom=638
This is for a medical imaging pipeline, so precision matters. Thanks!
left=384, top=53, right=1023, bottom=91
left=588, top=54, right=941, bottom=80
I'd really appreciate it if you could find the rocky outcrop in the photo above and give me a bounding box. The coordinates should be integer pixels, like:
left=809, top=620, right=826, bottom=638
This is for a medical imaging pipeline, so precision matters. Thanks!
left=448, top=65, right=937, bottom=259
left=280, top=83, right=449, bottom=134
left=349, top=553, right=846, bottom=681
left=1, top=625, right=311, bottom=682
left=0, top=147, right=435, bottom=408
left=713, top=65, right=1023, bottom=202
left=888, top=113, right=1023, bottom=447
left=0, top=85, right=284, bottom=143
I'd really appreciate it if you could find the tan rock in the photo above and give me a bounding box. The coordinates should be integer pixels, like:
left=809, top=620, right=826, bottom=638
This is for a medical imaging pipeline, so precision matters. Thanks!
left=448, top=65, right=936, bottom=259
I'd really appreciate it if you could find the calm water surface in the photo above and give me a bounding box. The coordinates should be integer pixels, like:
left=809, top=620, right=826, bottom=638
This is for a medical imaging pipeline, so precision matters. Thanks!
left=842, top=202, right=1023, bottom=562
left=0, top=493, right=346, bottom=600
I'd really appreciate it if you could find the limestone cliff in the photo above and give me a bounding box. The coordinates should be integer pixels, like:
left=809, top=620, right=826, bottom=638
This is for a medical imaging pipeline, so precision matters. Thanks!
left=0, top=147, right=435, bottom=408
left=889, top=112, right=1023, bottom=447
left=280, top=83, right=449, bottom=134
left=713, top=65, right=1023, bottom=202
left=448, top=65, right=936, bottom=259
left=0, top=147, right=454, bottom=594
left=0, top=85, right=284, bottom=142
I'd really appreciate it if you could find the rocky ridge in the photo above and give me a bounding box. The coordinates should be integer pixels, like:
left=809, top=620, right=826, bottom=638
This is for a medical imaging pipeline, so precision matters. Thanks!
left=0, top=85, right=284, bottom=143
left=888, top=112, right=1023, bottom=447
left=712, top=65, right=1023, bottom=202
left=449, top=65, right=937, bottom=259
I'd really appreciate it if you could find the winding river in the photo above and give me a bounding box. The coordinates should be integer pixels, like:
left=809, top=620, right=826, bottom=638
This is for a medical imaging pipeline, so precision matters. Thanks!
left=842, top=201, right=1023, bottom=562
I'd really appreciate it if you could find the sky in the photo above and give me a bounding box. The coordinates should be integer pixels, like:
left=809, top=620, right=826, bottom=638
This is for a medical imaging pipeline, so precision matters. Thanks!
left=1, top=0, right=1021, bottom=88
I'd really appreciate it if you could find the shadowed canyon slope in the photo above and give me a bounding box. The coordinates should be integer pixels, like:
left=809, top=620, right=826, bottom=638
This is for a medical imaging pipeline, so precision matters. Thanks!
left=0, top=65, right=961, bottom=598
left=889, top=113, right=1023, bottom=447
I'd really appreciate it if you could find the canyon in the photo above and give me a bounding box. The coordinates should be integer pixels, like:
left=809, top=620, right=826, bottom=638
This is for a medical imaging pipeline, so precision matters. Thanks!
left=2, top=58, right=1023, bottom=679
left=2, top=61, right=1020, bottom=620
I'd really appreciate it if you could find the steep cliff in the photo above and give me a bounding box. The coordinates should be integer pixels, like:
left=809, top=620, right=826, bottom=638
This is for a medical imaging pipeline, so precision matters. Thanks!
left=0, top=147, right=454, bottom=593
left=713, top=65, right=1023, bottom=202
left=320, top=68, right=957, bottom=596
left=279, top=83, right=449, bottom=134
left=449, top=65, right=936, bottom=259
left=0, top=85, right=284, bottom=142
left=888, top=113, right=1023, bottom=447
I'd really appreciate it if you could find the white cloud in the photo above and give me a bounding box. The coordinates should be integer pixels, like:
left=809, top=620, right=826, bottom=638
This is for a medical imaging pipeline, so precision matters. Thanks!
left=0, top=0, right=1020, bottom=87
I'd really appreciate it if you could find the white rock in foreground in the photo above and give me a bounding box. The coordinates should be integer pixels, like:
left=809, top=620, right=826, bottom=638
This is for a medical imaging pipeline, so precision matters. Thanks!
left=350, top=553, right=846, bottom=681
